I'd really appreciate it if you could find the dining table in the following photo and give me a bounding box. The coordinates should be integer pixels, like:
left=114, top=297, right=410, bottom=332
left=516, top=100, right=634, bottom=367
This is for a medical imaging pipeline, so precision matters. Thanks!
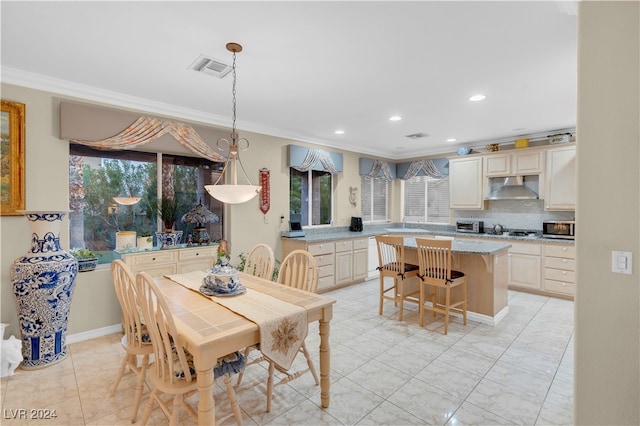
left=154, top=270, right=336, bottom=425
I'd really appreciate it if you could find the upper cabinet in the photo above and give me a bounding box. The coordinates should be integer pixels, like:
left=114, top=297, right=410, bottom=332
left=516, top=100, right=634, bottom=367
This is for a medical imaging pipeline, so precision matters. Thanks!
left=449, top=156, right=484, bottom=209
left=544, top=145, right=576, bottom=210
left=485, top=150, right=544, bottom=177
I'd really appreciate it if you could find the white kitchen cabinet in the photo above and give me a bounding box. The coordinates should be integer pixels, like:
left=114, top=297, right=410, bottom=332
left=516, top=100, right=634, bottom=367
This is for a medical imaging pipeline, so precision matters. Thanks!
left=121, top=245, right=217, bottom=278
left=507, top=242, right=542, bottom=291
left=282, top=236, right=368, bottom=292
left=335, top=240, right=353, bottom=286
left=543, top=244, right=576, bottom=297
left=353, top=238, right=369, bottom=281
left=449, top=156, right=484, bottom=209
left=544, top=145, right=576, bottom=210
left=485, top=150, right=544, bottom=177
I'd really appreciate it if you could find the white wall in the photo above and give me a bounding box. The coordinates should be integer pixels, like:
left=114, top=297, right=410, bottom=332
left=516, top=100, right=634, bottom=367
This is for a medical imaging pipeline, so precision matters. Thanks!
left=575, top=2, right=639, bottom=424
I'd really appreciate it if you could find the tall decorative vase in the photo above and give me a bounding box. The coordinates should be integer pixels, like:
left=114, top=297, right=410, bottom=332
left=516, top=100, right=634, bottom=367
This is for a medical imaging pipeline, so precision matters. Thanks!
left=10, top=211, right=78, bottom=369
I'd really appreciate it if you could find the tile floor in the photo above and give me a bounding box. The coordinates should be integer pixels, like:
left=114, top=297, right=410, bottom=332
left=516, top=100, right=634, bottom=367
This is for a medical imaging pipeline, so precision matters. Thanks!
left=0, top=278, right=574, bottom=425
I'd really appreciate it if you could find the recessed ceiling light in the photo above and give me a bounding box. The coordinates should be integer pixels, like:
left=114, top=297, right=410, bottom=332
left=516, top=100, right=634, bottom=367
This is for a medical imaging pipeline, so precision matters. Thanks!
left=446, top=138, right=457, bottom=143
left=389, top=115, right=402, bottom=122
left=469, top=94, right=486, bottom=102
left=334, top=130, right=345, bottom=135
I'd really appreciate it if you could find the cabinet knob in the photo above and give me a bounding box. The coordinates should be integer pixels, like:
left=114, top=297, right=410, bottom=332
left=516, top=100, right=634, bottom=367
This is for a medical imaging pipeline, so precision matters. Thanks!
left=562, top=282, right=566, bottom=286
left=563, top=259, right=567, bottom=263
left=152, top=257, right=156, bottom=261
left=562, top=247, right=567, bottom=251
left=562, top=271, right=567, bottom=275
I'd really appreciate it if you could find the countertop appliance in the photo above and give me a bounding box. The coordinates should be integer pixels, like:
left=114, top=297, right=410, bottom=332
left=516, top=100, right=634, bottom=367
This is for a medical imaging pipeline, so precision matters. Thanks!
left=456, top=220, right=484, bottom=234
left=282, top=214, right=305, bottom=238
left=350, top=216, right=363, bottom=232
left=542, top=220, right=575, bottom=240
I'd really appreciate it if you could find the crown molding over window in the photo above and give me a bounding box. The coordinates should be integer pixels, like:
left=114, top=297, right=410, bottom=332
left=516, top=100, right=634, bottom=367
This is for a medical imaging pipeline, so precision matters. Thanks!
left=396, top=158, right=448, bottom=180
left=359, top=158, right=396, bottom=180
left=288, top=144, right=343, bottom=173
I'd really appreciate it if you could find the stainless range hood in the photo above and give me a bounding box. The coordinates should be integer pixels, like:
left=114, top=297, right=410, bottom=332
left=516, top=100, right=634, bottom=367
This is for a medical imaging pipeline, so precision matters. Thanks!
left=486, top=176, right=538, bottom=200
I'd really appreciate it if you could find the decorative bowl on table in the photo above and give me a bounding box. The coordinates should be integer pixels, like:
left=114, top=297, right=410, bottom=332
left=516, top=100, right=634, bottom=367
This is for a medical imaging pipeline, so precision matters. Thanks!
left=200, top=259, right=246, bottom=296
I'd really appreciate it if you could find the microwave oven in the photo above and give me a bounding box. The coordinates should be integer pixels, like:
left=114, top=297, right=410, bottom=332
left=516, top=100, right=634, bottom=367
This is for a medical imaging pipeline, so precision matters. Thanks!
left=542, top=221, right=575, bottom=240
left=456, top=220, right=484, bottom=234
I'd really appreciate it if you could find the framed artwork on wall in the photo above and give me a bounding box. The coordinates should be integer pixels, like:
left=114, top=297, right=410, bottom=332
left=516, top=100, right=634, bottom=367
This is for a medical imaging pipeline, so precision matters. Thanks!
left=1, top=100, right=26, bottom=215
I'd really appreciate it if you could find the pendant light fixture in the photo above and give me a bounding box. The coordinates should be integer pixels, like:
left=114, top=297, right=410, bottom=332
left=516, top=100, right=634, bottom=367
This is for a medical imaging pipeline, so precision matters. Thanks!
left=205, top=42, right=261, bottom=204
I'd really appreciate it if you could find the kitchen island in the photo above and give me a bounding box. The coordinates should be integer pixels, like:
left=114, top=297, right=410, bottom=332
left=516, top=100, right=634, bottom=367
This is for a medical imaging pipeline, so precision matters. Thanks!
left=402, top=237, right=511, bottom=326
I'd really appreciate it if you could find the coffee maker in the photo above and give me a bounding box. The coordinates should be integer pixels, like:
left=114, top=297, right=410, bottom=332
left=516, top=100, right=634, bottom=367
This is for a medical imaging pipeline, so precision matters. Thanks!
left=349, top=216, right=363, bottom=232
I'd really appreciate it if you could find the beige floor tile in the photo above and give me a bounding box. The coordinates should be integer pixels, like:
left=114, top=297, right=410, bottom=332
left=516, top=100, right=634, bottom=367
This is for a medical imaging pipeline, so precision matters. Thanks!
left=0, top=282, right=574, bottom=426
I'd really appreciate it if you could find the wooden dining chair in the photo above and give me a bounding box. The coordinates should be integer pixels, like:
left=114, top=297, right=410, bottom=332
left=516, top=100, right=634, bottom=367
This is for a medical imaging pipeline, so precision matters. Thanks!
left=110, top=259, right=153, bottom=423
left=238, top=249, right=319, bottom=413
left=375, top=235, right=420, bottom=321
left=244, top=243, right=275, bottom=281
left=136, top=272, right=245, bottom=426
left=414, top=237, right=467, bottom=335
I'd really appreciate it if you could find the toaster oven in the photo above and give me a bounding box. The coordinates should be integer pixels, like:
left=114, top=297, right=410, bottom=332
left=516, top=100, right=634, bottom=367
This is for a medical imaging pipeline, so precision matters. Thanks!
left=456, top=220, right=484, bottom=234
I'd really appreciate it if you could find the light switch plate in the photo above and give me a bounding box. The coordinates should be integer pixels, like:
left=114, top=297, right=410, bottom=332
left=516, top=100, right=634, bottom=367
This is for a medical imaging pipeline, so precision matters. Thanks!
left=612, top=251, right=633, bottom=275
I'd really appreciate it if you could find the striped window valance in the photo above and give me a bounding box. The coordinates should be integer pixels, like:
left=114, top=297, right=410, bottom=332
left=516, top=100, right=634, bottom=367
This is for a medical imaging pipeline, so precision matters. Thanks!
left=397, top=159, right=448, bottom=180
left=69, top=116, right=226, bottom=162
left=288, top=145, right=343, bottom=173
left=359, top=158, right=396, bottom=181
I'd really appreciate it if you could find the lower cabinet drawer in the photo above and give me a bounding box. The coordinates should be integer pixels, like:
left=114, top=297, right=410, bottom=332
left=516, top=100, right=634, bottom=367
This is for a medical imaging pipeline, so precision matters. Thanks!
left=314, top=254, right=333, bottom=267
left=178, top=247, right=216, bottom=260
left=317, top=275, right=334, bottom=291
left=317, top=264, right=334, bottom=278
left=335, top=240, right=353, bottom=253
left=545, top=257, right=576, bottom=271
left=544, top=268, right=575, bottom=283
left=177, top=260, right=214, bottom=274
left=308, top=242, right=335, bottom=256
left=353, top=238, right=368, bottom=250
left=544, top=279, right=575, bottom=296
left=129, top=251, right=177, bottom=266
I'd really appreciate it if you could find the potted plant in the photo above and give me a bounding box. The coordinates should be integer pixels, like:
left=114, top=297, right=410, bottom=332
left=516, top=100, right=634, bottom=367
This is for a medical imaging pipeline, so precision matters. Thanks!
left=158, top=197, right=178, bottom=231
left=69, top=247, right=99, bottom=272
left=137, top=231, right=154, bottom=250
left=156, top=197, right=182, bottom=249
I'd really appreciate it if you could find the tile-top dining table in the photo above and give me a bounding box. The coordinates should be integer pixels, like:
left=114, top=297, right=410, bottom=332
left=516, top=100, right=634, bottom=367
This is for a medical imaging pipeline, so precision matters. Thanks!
left=154, top=270, right=336, bottom=425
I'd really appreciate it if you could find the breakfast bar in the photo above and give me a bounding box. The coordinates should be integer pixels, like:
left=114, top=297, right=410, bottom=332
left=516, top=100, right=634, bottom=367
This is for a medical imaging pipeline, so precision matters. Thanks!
left=402, top=237, right=511, bottom=325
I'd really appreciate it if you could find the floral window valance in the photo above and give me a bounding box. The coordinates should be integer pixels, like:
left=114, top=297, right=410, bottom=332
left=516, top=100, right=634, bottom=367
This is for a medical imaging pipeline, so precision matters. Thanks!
left=288, top=145, right=343, bottom=173
left=358, top=158, right=396, bottom=181
left=69, top=116, right=225, bottom=162
left=397, top=159, right=446, bottom=180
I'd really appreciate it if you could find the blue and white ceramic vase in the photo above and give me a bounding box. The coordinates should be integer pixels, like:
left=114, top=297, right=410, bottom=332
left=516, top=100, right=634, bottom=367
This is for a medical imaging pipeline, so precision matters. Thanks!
left=10, top=211, right=78, bottom=369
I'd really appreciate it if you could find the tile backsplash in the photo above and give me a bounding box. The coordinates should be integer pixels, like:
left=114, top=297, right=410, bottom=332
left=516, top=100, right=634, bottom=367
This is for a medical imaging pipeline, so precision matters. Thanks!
left=453, top=199, right=574, bottom=231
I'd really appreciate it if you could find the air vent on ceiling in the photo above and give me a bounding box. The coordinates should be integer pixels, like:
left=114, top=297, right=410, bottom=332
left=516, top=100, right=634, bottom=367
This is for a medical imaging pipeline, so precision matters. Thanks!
left=405, top=132, right=429, bottom=139
left=189, top=54, right=232, bottom=78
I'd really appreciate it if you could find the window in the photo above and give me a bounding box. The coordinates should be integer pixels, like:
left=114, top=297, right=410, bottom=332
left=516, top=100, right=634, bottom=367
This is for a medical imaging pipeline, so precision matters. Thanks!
left=69, top=145, right=223, bottom=264
left=361, top=176, right=389, bottom=222
left=290, top=168, right=332, bottom=226
left=402, top=175, right=450, bottom=223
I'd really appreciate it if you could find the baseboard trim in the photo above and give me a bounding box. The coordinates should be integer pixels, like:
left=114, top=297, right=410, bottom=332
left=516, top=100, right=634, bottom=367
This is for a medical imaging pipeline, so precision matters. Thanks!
left=67, top=324, right=121, bottom=344
left=466, top=306, right=509, bottom=326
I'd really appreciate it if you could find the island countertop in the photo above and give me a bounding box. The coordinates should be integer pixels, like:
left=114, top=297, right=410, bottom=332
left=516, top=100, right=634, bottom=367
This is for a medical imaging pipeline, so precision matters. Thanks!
left=403, top=237, right=511, bottom=255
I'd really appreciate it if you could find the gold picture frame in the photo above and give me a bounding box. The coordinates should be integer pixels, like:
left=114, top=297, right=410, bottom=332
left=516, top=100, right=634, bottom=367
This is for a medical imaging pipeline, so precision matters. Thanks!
left=1, top=100, right=26, bottom=215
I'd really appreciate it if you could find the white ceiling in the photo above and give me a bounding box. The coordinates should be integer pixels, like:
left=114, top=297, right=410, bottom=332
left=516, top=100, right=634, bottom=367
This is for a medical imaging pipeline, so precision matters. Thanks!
left=1, top=1, right=577, bottom=160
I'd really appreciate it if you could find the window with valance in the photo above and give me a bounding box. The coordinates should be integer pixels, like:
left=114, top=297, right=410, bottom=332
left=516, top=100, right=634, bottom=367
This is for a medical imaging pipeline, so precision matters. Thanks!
left=359, top=158, right=395, bottom=222
left=288, top=145, right=342, bottom=226
left=399, top=158, right=450, bottom=224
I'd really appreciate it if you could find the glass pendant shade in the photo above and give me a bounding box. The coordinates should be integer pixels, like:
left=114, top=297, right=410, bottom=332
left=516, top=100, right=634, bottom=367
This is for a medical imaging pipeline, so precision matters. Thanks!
left=113, top=197, right=141, bottom=205
left=205, top=183, right=260, bottom=204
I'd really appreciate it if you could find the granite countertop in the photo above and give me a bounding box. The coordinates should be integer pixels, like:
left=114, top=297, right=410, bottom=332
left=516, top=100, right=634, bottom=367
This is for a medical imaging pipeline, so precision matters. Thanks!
left=282, top=227, right=574, bottom=245
left=402, top=237, right=511, bottom=255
